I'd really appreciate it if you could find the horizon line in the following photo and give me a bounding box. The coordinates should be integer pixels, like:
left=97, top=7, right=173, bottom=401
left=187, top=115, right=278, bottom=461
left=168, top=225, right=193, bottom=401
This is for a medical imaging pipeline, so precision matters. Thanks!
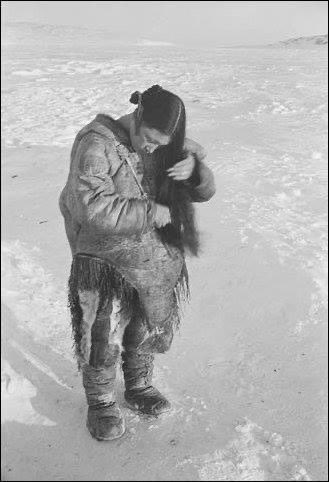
left=1, top=20, right=327, bottom=49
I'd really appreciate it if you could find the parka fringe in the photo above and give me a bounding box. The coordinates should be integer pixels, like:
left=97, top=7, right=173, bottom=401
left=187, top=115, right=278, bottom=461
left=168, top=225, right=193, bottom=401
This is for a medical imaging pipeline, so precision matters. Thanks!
left=68, top=253, right=190, bottom=367
left=173, top=260, right=190, bottom=330
left=68, top=253, right=136, bottom=369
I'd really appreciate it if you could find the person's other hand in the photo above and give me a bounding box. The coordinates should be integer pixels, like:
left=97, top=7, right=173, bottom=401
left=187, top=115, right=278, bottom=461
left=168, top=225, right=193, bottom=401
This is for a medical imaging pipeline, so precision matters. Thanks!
left=166, top=153, right=195, bottom=181
left=154, top=204, right=171, bottom=227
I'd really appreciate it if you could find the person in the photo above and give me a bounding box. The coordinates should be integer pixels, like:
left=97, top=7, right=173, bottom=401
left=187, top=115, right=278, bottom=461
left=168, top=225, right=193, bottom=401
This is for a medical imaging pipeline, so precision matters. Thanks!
left=59, top=84, right=216, bottom=441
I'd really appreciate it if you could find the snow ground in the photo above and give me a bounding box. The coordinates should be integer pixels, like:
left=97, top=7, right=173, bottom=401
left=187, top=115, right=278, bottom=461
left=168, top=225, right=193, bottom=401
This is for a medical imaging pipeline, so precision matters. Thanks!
left=1, top=28, right=328, bottom=481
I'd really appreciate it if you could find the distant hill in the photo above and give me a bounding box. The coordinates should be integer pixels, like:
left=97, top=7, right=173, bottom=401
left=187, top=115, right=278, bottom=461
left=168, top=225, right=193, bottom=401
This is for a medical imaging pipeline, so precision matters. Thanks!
left=268, top=34, right=327, bottom=49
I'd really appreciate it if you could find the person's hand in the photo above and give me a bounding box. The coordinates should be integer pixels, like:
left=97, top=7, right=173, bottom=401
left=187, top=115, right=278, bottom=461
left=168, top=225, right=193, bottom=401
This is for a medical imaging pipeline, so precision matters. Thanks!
left=154, top=203, right=171, bottom=228
left=166, top=153, right=195, bottom=181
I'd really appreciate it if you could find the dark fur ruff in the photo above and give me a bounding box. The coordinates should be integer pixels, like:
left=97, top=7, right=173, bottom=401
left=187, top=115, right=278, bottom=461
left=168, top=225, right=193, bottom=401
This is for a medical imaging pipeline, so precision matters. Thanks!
left=68, top=254, right=190, bottom=368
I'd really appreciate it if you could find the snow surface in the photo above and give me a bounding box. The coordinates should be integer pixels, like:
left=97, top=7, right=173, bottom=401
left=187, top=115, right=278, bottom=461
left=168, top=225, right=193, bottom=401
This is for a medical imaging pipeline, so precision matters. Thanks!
left=1, top=23, right=328, bottom=481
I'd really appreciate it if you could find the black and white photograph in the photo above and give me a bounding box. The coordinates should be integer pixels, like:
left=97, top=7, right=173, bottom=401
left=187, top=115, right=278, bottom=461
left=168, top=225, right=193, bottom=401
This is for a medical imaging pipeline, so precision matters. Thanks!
left=1, top=1, right=328, bottom=480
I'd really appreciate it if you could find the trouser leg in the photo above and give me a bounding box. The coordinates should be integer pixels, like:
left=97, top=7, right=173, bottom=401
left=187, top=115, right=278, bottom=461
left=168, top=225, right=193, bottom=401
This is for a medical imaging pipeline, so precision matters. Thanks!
left=68, top=256, right=128, bottom=441
left=122, top=288, right=177, bottom=354
left=121, top=289, right=178, bottom=415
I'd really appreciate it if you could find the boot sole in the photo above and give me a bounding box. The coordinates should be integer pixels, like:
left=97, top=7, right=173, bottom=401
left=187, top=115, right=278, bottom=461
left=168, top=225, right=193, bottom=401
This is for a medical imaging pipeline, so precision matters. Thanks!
left=87, top=421, right=126, bottom=441
left=124, top=398, right=171, bottom=416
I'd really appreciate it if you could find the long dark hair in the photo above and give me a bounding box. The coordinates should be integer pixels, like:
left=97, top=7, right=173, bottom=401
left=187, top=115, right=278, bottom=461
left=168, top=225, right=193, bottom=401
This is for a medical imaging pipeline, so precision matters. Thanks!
left=130, top=85, right=200, bottom=256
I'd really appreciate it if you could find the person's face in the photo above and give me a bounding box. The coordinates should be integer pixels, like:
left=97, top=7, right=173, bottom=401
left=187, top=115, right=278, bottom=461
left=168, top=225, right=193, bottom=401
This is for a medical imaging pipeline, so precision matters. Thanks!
left=131, top=118, right=171, bottom=155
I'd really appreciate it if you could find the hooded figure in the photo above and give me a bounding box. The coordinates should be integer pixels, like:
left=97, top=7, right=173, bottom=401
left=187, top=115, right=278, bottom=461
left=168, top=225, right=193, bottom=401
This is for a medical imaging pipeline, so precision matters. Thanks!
left=59, top=85, right=216, bottom=441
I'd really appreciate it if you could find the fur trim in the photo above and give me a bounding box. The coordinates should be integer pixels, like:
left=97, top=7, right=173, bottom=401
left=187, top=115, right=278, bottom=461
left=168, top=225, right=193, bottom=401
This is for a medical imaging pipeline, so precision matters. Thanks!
left=68, top=254, right=136, bottom=369
left=68, top=253, right=190, bottom=367
left=173, top=259, right=190, bottom=330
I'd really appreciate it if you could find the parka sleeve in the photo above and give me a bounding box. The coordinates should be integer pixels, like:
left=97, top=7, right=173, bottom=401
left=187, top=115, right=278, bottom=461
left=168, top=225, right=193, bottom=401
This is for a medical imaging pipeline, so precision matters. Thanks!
left=182, top=138, right=216, bottom=202
left=183, top=158, right=216, bottom=202
left=74, top=134, right=156, bottom=235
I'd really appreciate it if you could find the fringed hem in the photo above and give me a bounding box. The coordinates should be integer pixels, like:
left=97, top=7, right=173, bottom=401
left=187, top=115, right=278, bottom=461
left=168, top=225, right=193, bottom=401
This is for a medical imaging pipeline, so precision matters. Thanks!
left=173, top=260, right=190, bottom=332
left=68, top=253, right=190, bottom=367
left=68, top=253, right=136, bottom=369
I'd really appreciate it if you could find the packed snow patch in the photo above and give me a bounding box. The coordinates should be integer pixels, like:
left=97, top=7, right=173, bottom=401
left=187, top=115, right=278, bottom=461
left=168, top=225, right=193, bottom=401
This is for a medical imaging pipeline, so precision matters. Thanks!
left=1, top=240, right=72, bottom=361
left=180, top=418, right=312, bottom=481
left=1, top=359, right=57, bottom=426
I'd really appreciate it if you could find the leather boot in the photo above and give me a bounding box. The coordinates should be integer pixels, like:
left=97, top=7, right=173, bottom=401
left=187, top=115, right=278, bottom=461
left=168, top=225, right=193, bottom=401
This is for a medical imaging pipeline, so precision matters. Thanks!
left=122, top=350, right=171, bottom=416
left=82, top=363, right=125, bottom=441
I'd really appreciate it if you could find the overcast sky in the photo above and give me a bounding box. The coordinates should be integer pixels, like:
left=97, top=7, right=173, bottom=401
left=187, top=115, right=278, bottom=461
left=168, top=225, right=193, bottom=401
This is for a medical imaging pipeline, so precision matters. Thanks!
left=2, top=1, right=328, bottom=46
